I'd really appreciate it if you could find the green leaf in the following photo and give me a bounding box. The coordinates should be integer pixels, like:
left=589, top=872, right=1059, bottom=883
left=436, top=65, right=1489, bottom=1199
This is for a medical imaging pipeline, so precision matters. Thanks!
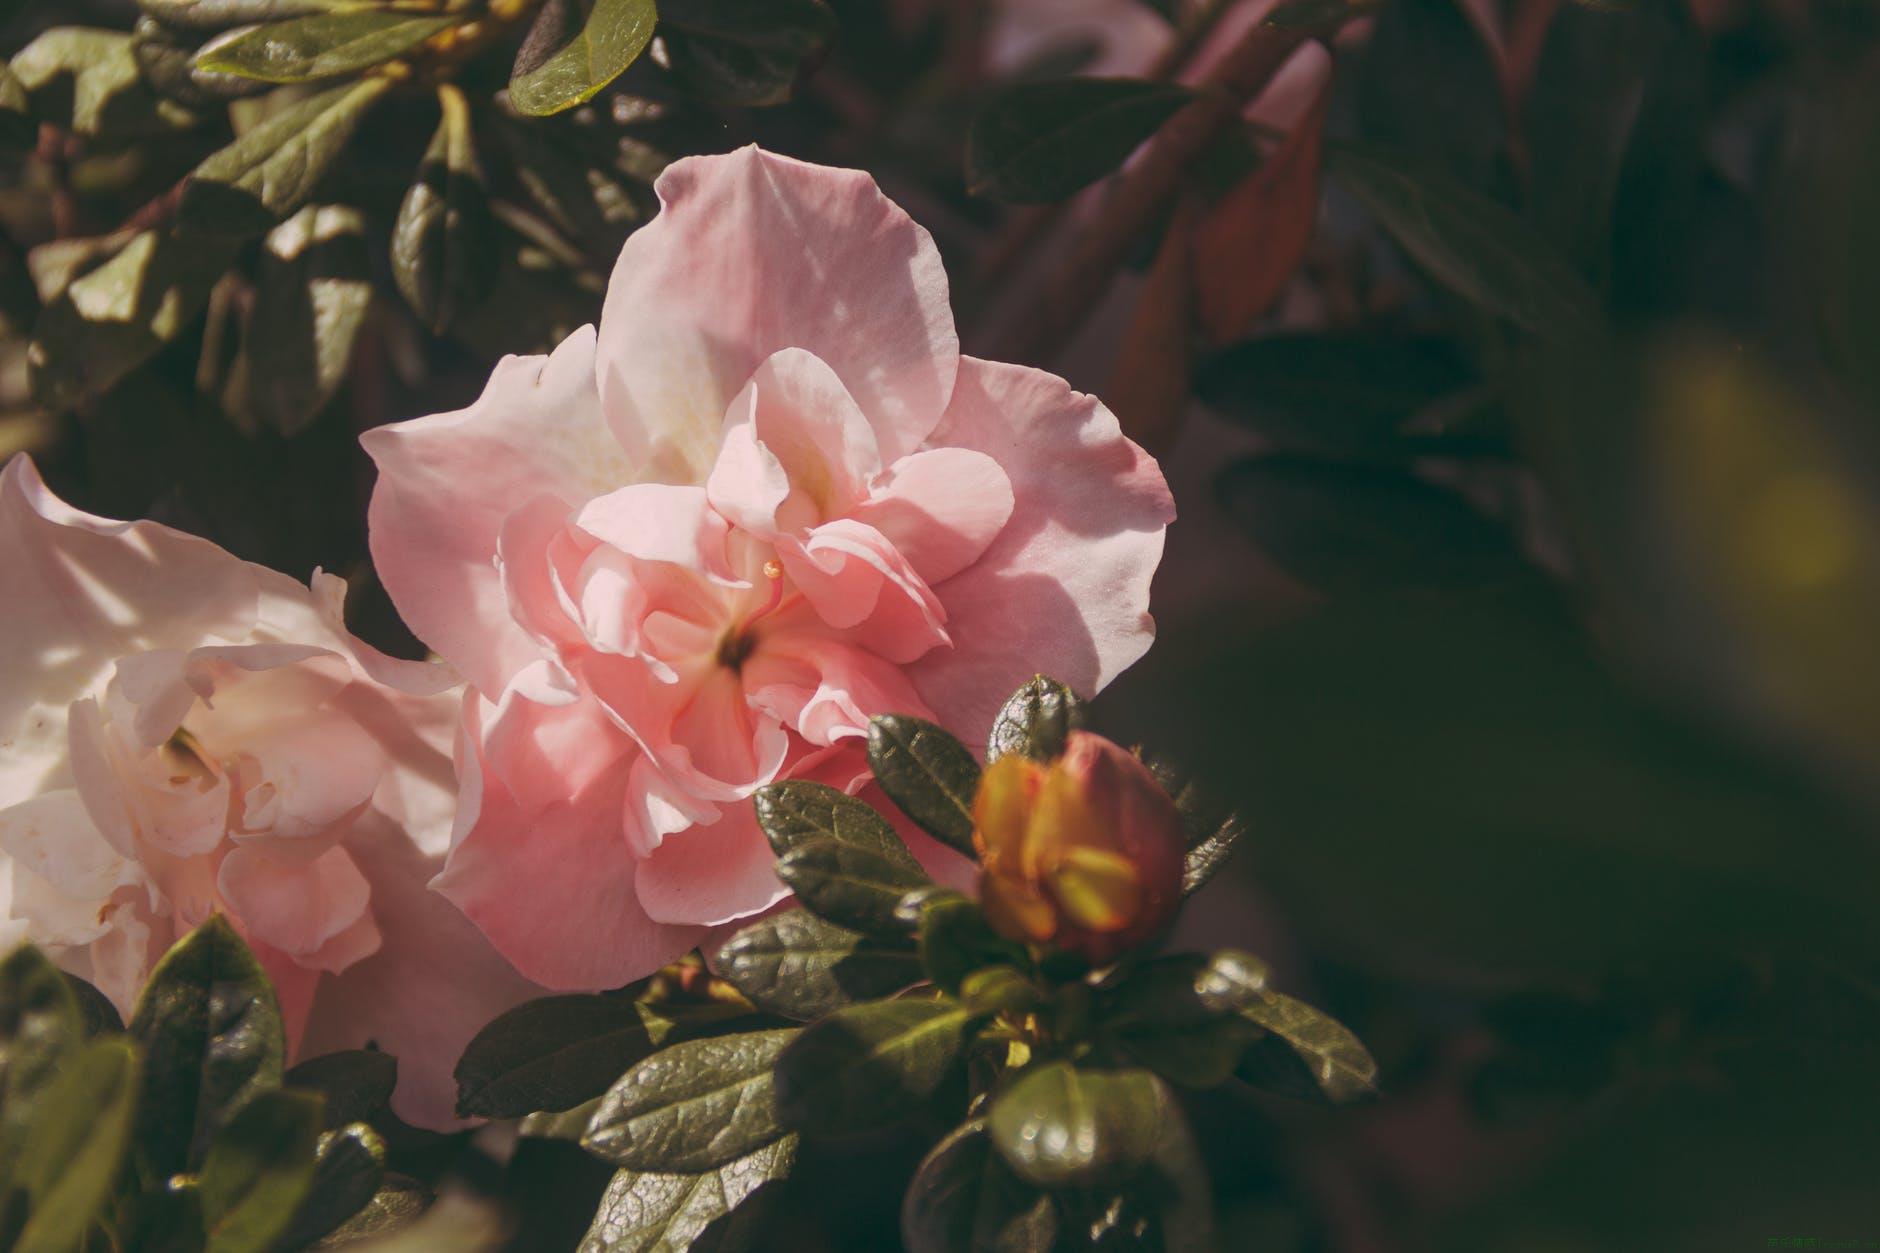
left=517, top=1096, right=601, bottom=1141
left=11, top=27, right=200, bottom=136
left=1237, top=990, right=1378, bottom=1103
left=901, top=1119, right=1058, bottom=1253
left=177, top=75, right=393, bottom=236
left=285, top=1049, right=398, bottom=1128
left=309, top=1173, right=431, bottom=1246
left=196, top=10, right=455, bottom=82
left=61, top=975, right=122, bottom=1038
left=659, top=0, right=836, bottom=108
left=274, top=1122, right=386, bottom=1250
left=0, top=945, right=84, bottom=1169
left=986, top=676, right=1085, bottom=764
left=967, top=78, right=1194, bottom=204
left=917, top=895, right=1025, bottom=995
left=958, top=967, right=1041, bottom=1019
left=132, top=18, right=277, bottom=108
left=867, top=715, right=981, bottom=857
left=9, top=1037, right=139, bottom=1253
left=223, top=203, right=372, bottom=435
left=582, top=1028, right=797, bottom=1173
left=1329, top=142, right=1601, bottom=337
left=137, top=0, right=363, bottom=31
left=753, top=779, right=921, bottom=866
left=581, top=1135, right=796, bottom=1253
left=1102, top=953, right=1267, bottom=1088
left=198, top=1087, right=325, bottom=1253
left=777, top=838, right=934, bottom=935
left=494, top=113, right=652, bottom=260
left=986, top=1063, right=1170, bottom=1189
left=715, top=908, right=924, bottom=1021
left=1141, top=756, right=1248, bottom=898
left=508, top=0, right=657, bottom=117
left=392, top=85, right=496, bottom=333
left=28, top=228, right=242, bottom=408
left=456, top=992, right=743, bottom=1120
left=774, top=997, right=972, bottom=1136
left=128, top=914, right=285, bottom=1176
left=0, top=63, right=33, bottom=149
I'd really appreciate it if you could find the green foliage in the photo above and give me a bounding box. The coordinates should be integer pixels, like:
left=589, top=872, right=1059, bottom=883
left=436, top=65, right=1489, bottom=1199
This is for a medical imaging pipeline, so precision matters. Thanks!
left=197, top=11, right=456, bottom=84
left=967, top=78, right=1194, bottom=203
left=985, top=675, right=1084, bottom=764
left=901, top=1120, right=1057, bottom=1253
left=509, top=0, right=658, bottom=118
left=986, top=1062, right=1169, bottom=1189
left=867, top=714, right=982, bottom=856
left=658, top=0, right=836, bottom=107
left=283, top=1050, right=398, bottom=1128
left=7, top=1037, right=139, bottom=1253
left=775, top=837, right=933, bottom=936
left=714, top=908, right=924, bottom=1020
left=580, top=1134, right=796, bottom=1252
left=1236, top=990, right=1379, bottom=1104
left=582, top=1028, right=798, bottom=1172
left=392, top=85, right=497, bottom=333
left=198, top=1087, right=325, bottom=1252
left=774, top=996, right=972, bottom=1135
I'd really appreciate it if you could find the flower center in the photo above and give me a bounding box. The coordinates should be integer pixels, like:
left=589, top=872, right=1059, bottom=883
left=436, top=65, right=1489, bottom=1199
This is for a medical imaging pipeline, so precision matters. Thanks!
left=715, top=625, right=759, bottom=673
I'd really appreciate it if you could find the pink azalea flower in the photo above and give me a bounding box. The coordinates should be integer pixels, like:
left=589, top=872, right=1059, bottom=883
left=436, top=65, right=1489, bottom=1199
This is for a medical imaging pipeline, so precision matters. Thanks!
left=365, top=146, right=1175, bottom=991
left=0, top=456, right=541, bottom=1129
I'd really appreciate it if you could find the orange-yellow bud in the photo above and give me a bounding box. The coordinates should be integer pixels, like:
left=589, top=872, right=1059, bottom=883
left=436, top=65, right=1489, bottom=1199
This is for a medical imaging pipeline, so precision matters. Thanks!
left=971, top=732, right=1184, bottom=964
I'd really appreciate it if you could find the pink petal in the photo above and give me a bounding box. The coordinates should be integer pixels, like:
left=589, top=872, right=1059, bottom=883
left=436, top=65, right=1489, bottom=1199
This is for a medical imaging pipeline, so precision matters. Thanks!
left=363, top=326, right=622, bottom=697
left=497, top=494, right=587, bottom=655
left=707, top=349, right=883, bottom=535
left=910, top=358, right=1174, bottom=741
left=216, top=844, right=377, bottom=968
left=851, top=447, right=1015, bottom=585
left=744, top=634, right=935, bottom=746
left=632, top=800, right=787, bottom=927
left=597, top=148, right=959, bottom=481
left=574, top=484, right=736, bottom=581
left=779, top=519, right=949, bottom=657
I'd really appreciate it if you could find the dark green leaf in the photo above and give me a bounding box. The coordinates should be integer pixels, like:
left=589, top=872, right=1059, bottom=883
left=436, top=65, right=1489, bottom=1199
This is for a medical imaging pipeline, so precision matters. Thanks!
left=867, top=715, right=981, bottom=856
left=777, top=838, right=933, bottom=936
left=61, top=975, right=121, bottom=1037
left=917, top=895, right=1025, bottom=995
left=986, top=1063, right=1169, bottom=1189
left=1215, top=456, right=1537, bottom=598
left=582, top=1028, right=797, bottom=1173
left=393, top=85, right=497, bottom=333
left=0, top=945, right=84, bottom=1166
left=1144, top=755, right=1248, bottom=897
left=137, top=0, right=360, bottom=31
left=518, top=1096, right=601, bottom=1141
left=177, top=76, right=393, bottom=236
left=902, top=1120, right=1058, bottom=1253
left=1103, top=953, right=1267, bottom=1088
left=509, top=0, right=657, bottom=117
left=967, top=78, right=1194, bottom=204
left=0, top=63, right=32, bottom=149
left=29, top=228, right=242, bottom=408
left=775, top=997, right=971, bottom=1136
left=8, top=1037, right=139, bottom=1253
left=715, top=908, right=924, bottom=1021
left=495, top=114, right=652, bottom=260
left=456, top=992, right=743, bottom=1120
left=196, top=11, right=455, bottom=82
left=11, top=27, right=200, bottom=136
left=1192, top=333, right=1479, bottom=459
left=309, top=1173, right=430, bottom=1247
left=1237, top=991, right=1378, bottom=1103
left=284, top=1049, right=397, bottom=1128
left=198, top=1088, right=324, bottom=1253
left=958, top=967, right=1041, bottom=1019
left=451, top=214, right=606, bottom=357
left=132, top=18, right=277, bottom=107
left=579, top=1135, right=794, bottom=1253
left=273, top=1122, right=386, bottom=1250
left=659, top=0, right=836, bottom=108
left=224, top=203, right=372, bottom=435
left=753, top=779, right=920, bottom=866
left=986, top=676, right=1084, bottom=764
left=1330, top=142, right=1600, bottom=337
left=128, top=914, right=285, bottom=1176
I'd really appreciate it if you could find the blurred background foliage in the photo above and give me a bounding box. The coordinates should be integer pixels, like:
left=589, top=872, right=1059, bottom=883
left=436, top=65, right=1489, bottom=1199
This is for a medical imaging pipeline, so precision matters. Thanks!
left=4, top=0, right=1880, bottom=1248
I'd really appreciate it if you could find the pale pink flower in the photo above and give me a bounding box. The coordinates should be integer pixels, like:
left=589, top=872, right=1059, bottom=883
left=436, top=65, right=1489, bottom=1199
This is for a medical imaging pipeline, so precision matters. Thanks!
left=0, top=456, right=540, bottom=1129
left=365, top=146, right=1175, bottom=991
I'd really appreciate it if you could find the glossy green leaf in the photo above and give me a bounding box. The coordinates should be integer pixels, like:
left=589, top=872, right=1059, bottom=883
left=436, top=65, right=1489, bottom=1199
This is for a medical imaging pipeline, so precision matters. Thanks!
left=901, top=1120, right=1058, bottom=1253
left=1103, top=953, right=1267, bottom=1088
left=917, top=895, right=1025, bottom=995
left=224, top=203, right=372, bottom=435
left=11, top=27, right=200, bottom=136
left=198, top=1087, right=325, bottom=1253
left=583, top=1028, right=797, bottom=1173
left=196, top=10, right=454, bottom=82
left=128, top=914, right=285, bottom=1176
left=753, top=779, right=921, bottom=866
left=132, top=18, right=277, bottom=107
left=309, top=1173, right=431, bottom=1246
left=1237, top=991, right=1378, bottom=1103
left=274, top=1121, right=387, bottom=1250
left=0, top=945, right=84, bottom=1168
left=1143, top=755, right=1248, bottom=897
left=967, top=78, right=1194, bottom=203
left=518, top=1096, right=601, bottom=1141
left=775, top=997, right=971, bottom=1136
left=285, top=1049, right=398, bottom=1128
left=9, top=1037, right=139, bottom=1253
left=986, top=1063, right=1170, bottom=1189
left=986, top=676, right=1084, bottom=764
left=715, top=908, right=924, bottom=1021
left=580, top=1135, right=796, bottom=1252
left=393, top=85, right=497, bottom=333
left=456, top=992, right=744, bottom=1120
left=867, top=715, right=981, bottom=856
left=1330, top=142, right=1601, bottom=337
left=777, top=838, right=934, bottom=936
left=177, top=75, right=393, bottom=236
left=659, top=0, right=835, bottom=107
left=137, top=0, right=362, bottom=31
left=508, top=0, right=657, bottom=117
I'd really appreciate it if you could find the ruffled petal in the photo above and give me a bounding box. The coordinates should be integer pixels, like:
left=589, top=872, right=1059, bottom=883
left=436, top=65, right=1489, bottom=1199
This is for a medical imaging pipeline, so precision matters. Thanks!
left=851, top=447, right=1014, bottom=586
left=632, top=801, right=787, bottom=927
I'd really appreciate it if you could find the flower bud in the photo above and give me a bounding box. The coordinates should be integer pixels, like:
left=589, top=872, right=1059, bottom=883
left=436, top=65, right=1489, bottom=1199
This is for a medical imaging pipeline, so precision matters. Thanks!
left=971, top=731, right=1184, bottom=964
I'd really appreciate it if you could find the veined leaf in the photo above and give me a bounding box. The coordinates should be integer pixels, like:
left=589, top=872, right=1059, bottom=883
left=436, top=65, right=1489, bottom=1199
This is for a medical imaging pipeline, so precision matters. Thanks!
left=580, top=1136, right=795, bottom=1252
left=986, top=1063, right=1169, bottom=1189
left=775, top=997, right=971, bottom=1135
left=508, top=0, right=657, bottom=117
left=11, top=27, right=201, bottom=136
left=777, top=838, right=933, bottom=935
left=867, top=715, right=981, bottom=857
left=137, top=0, right=365, bottom=31
left=392, top=84, right=497, bottom=333
left=273, top=1121, right=386, bottom=1250
left=582, top=1028, right=797, bottom=1173
left=198, top=1088, right=325, bottom=1253
left=284, top=1049, right=397, bottom=1128
left=753, top=780, right=921, bottom=867
left=659, top=0, right=836, bottom=108
left=967, top=78, right=1194, bottom=203
left=1237, top=990, right=1378, bottom=1103
left=714, top=909, right=924, bottom=1021
left=196, top=10, right=455, bottom=83
left=986, top=676, right=1084, bottom=764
